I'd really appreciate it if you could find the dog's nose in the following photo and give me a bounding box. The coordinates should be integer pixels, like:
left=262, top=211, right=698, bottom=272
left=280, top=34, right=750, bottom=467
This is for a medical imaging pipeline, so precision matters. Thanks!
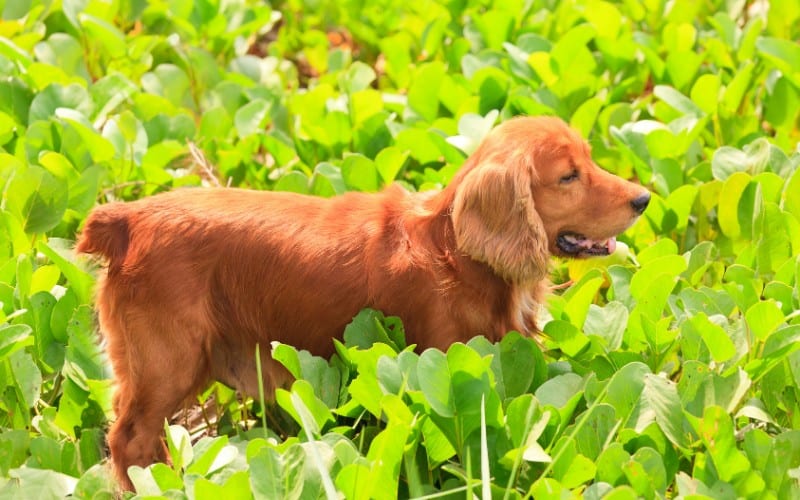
left=630, top=192, right=651, bottom=214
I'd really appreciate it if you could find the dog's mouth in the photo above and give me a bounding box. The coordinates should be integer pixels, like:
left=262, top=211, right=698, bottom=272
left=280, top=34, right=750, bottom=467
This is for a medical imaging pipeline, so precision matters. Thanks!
left=556, top=232, right=616, bottom=257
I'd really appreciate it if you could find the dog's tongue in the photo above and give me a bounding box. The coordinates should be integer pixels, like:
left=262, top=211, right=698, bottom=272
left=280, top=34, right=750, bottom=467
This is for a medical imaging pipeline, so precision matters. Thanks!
left=606, top=237, right=616, bottom=254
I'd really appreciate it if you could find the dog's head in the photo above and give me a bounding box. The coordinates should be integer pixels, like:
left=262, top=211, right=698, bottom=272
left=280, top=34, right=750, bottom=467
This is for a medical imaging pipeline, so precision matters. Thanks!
left=450, top=116, right=650, bottom=283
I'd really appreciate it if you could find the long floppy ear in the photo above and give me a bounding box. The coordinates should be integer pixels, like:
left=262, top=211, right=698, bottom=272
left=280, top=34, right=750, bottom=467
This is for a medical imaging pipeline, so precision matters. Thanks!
left=451, top=163, right=549, bottom=283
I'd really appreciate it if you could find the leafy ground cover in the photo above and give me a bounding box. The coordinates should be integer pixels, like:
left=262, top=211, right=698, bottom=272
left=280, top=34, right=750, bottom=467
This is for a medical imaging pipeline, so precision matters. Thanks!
left=1, top=0, right=800, bottom=498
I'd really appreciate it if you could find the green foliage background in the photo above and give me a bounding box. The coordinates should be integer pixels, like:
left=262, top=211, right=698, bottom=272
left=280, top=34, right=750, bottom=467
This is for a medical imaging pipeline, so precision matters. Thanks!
left=1, top=0, right=800, bottom=497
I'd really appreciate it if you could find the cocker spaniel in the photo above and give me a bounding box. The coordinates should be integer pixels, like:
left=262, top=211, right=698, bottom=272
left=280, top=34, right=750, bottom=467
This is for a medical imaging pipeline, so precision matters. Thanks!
left=77, top=116, right=650, bottom=490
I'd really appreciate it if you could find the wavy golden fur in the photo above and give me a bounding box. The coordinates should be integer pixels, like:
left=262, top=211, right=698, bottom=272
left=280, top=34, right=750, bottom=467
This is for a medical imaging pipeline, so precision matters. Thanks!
left=77, top=116, right=650, bottom=490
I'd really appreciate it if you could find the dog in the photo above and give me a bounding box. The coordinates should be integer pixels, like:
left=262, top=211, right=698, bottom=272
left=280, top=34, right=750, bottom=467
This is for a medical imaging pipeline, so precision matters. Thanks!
left=77, top=116, right=650, bottom=490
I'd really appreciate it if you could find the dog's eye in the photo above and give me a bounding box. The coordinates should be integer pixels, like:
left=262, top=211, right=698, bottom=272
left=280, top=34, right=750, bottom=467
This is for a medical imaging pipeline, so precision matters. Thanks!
left=560, top=170, right=579, bottom=184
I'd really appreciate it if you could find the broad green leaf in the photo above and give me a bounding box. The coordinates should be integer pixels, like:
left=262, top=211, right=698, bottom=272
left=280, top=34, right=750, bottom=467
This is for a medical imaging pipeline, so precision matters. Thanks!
left=745, top=300, right=785, bottom=341
left=473, top=9, right=514, bottom=50
left=363, top=423, right=412, bottom=500
left=38, top=239, right=93, bottom=305
left=573, top=403, right=616, bottom=460
left=79, top=14, right=127, bottom=59
left=342, top=154, right=379, bottom=192
left=685, top=313, right=736, bottom=363
left=640, top=374, right=689, bottom=449
left=249, top=444, right=304, bottom=499
left=595, top=443, right=630, bottom=485
left=194, top=472, right=251, bottom=500
left=141, top=64, right=194, bottom=109
left=234, top=98, right=271, bottom=138
left=343, top=308, right=404, bottom=351
left=10, top=350, right=42, bottom=408
left=562, top=270, right=604, bottom=328
left=28, top=83, right=93, bottom=123
left=721, top=62, right=755, bottom=114
left=717, top=172, right=751, bottom=238
left=417, top=349, right=454, bottom=417
left=654, top=85, right=703, bottom=117
left=6, top=165, right=68, bottom=234
left=625, top=447, right=667, bottom=497
left=164, top=424, right=193, bottom=472
left=757, top=37, right=800, bottom=86
left=598, top=362, right=649, bottom=422
left=584, top=302, right=628, bottom=351
left=499, top=332, right=543, bottom=398
left=763, top=430, right=800, bottom=494
left=0, top=324, right=33, bottom=359
left=690, top=74, right=721, bottom=114
left=339, top=61, right=376, bottom=94
left=273, top=171, right=309, bottom=194
left=72, top=464, right=116, bottom=498
left=186, top=437, right=236, bottom=476
left=696, top=406, right=751, bottom=483
left=544, top=320, right=590, bottom=358
left=535, top=373, right=583, bottom=409
left=4, top=467, right=78, bottom=498
left=374, top=146, right=409, bottom=185
left=551, top=437, right=596, bottom=488
left=408, top=62, right=445, bottom=122
left=276, top=380, right=334, bottom=434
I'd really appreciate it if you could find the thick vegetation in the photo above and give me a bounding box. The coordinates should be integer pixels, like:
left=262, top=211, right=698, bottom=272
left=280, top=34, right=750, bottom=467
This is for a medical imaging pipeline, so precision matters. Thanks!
left=1, top=0, right=800, bottom=498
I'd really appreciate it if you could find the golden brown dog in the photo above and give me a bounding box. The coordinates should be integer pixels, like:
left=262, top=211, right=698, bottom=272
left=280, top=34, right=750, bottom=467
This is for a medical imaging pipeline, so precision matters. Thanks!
left=77, top=116, right=650, bottom=490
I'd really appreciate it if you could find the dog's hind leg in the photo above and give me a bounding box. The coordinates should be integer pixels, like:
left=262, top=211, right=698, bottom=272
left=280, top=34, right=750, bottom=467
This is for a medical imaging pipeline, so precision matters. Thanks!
left=102, top=305, right=210, bottom=492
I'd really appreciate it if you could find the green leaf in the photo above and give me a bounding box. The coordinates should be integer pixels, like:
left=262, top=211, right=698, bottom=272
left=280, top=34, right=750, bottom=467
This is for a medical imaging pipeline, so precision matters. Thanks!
left=641, top=374, right=689, bottom=449
left=10, top=350, right=42, bottom=408
left=745, top=300, right=785, bottom=341
left=79, top=14, right=127, bottom=59
left=141, top=64, right=194, bottom=109
left=72, top=464, right=116, bottom=498
left=562, top=271, right=605, bottom=328
left=654, top=85, right=704, bottom=117
left=363, top=423, right=412, bottom=500
left=7, top=165, right=69, bottom=234
left=595, top=442, right=630, bottom=485
left=195, top=472, right=251, bottom=500
left=544, top=320, right=590, bottom=358
left=683, top=313, right=736, bottom=363
left=375, top=146, right=409, bottom=185
left=4, top=468, right=78, bottom=498
left=186, top=436, right=237, bottom=476
left=626, top=447, right=667, bottom=497
left=499, top=332, right=542, bottom=398
left=339, top=61, right=376, bottom=93
left=696, top=406, right=751, bottom=483
left=28, top=83, right=93, bottom=123
left=717, top=172, right=751, bottom=238
left=311, top=162, right=346, bottom=197
left=234, top=98, right=271, bottom=138
left=164, top=424, right=193, bottom=472
left=584, top=302, right=628, bottom=351
left=342, top=154, right=379, bottom=192
left=38, top=239, right=94, bottom=305
left=690, top=74, right=721, bottom=114
left=598, top=362, right=649, bottom=422
left=417, top=349, right=454, bottom=417
left=276, top=380, right=334, bottom=434
left=712, top=139, right=771, bottom=181
left=535, top=373, right=583, bottom=409
left=0, top=324, right=33, bottom=359
left=756, top=37, right=800, bottom=86
left=408, top=62, right=445, bottom=122
left=343, top=308, right=404, bottom=351
left=249, top=444, right=304, bottom=499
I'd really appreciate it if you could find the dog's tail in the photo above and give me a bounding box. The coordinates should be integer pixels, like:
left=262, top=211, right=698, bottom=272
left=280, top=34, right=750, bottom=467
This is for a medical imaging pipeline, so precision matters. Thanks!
left=76, top=203, right=131, bottom=268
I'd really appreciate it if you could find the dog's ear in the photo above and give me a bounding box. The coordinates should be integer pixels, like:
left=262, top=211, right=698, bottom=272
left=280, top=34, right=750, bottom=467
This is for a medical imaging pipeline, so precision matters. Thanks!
left=452, top=162, right=549, bottom=283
